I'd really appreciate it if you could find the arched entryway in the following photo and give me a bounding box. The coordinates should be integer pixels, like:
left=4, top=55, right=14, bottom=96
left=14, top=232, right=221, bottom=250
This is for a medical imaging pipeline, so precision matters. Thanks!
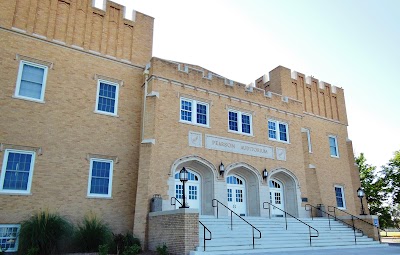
left=225, top=162, right=262, bottom=217
left=268, top=168, right=300, bottom=217
left=226, top=175, right=246, bottom=216
left=168, top=155, right=217, bottom=215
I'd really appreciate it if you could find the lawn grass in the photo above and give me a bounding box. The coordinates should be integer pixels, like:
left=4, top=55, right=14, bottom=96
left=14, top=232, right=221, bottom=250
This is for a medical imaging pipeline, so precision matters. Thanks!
left=381, top=231, right=400, bottom=237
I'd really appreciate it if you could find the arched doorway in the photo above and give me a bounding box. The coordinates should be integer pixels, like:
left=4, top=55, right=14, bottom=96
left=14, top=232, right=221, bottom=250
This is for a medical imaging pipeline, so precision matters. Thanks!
left=174, top=169, right=200, bottom=209
left=168, top=155, right=217, bottom=215
left=268, top=168, right=300, bottom=217
left=269, top=179, right=284, bottom=217
left=225, top=162, right=262, bottom=217
left=227, top=175, right=246, bottom=216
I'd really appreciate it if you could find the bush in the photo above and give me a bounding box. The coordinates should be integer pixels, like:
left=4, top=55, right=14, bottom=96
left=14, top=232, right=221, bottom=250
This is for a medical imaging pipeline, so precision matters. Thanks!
left=74, top=212, right=112, bottom=252
left=122, top=244, right=141, bottom=255
left=112, top=232, right=141, bottom=255
left=156, top=243, right=168, bottom=255
left=98, top=244, right=109, bottom=255
left=18, top=210, right=72, bottom=255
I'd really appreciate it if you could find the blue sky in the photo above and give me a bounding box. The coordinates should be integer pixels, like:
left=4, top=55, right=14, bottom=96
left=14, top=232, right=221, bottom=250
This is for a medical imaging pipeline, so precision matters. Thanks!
left=102, top=0, right=400, bottom=167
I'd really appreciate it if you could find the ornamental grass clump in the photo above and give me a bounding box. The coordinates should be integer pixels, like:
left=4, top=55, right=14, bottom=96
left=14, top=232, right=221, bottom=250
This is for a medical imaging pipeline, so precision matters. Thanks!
left=74, top=212, right=112, bottom=252
left=18, top=210, right=72, bottom=255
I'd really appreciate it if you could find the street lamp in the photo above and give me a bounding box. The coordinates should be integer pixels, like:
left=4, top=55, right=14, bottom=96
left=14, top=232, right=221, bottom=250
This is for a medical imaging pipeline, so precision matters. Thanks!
left=357, top=187, right=367, bottom=215
left=263, top=169, right=268, bottom=182
left=179, top=167, right=189, bottom=208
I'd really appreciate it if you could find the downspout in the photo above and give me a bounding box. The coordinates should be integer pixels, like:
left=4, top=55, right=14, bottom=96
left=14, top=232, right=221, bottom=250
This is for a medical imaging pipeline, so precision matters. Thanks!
left=141, top=66, right=150, bottom=142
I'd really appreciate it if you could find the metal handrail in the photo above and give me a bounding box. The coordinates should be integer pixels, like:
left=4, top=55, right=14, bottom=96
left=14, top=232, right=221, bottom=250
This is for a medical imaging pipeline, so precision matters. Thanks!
left=199, top=221, right=212, bottom=251
left=305, top=204, right=363, bottom=244
left=171, top=196, right=183, bottom=207
left=263, top=202, right=319, bottom=246
left=328, top=205, right=386, bottom=243
left=171, top=197, right=212, bottom=251
left=212, top=199, right=261, bottom=249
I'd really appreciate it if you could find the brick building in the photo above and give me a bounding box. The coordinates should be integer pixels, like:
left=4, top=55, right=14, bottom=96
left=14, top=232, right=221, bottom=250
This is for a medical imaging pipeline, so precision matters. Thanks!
left=0, top=0, right=366, bottom=253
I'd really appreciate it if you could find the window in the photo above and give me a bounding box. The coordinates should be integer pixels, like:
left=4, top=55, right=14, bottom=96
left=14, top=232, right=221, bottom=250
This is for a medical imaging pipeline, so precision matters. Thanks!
left=0, top=225, right=20, bottom=252
left=95, top=80, right=119, bottom=116
left=180, top=98, right=209, bottom=127
left=87, top=158, right=113, bottom=198
left=15, top=61, right=48, bottom=102
left=228, top=110, right=252, bottom=135
left=0, top=149, right=36, bottom=194
left=335, top=185, right=346, bottom=209
left=329, top=135, right=339, bottom=157
left=304, top=128, right=312, bottom=153
left=268, top=120, right=289, bottom=142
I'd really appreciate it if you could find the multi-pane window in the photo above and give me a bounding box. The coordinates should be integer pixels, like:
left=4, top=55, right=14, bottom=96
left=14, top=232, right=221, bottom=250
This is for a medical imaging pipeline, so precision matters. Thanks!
left=227, top=188, right=233, bottom=202
left=275, top=193, right=281, bottom=204
left=175, top=184, right=183, bottom=199
left=335, top=186, right=346, bottom=209
left=236, top=189, right=243, bottom=202
left=95, top=80, right=119, bottom=116
left=329, top=135, right=339, bottom=157
left=0, top=225, right=20, bottom=252
left=268, top=120, right=289, bottom=142
left=180, top=98, right=209, bottom=127
left=188, top=185, right=197, bottom=200
left=0, top=149, right=36, bottom=194
left=228, top=110, right=252, bottom=135
left=15, top=61, right=48, bottom=102
left=87, top=158, right=113, bottom=198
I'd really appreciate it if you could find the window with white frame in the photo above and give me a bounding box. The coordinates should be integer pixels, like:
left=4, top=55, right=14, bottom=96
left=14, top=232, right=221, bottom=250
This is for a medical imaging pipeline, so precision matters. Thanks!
left=0, top=149, right=36, bottom=194
left=268, top=120, right=289, bottom=142
left=335, top=185, right=346, bottom=209
left=87, top=158, right=113, bottom=198
left=329, top=135, right=339, bottom=157
left=15, top=60, right=48, bottom=102
left=0, top=225, right=20, bottom=252
left=180, top=97, right=209, bottom=127
left=95, top=80, right=119, bottom=116
left=228, top=110, right=252, bottom=135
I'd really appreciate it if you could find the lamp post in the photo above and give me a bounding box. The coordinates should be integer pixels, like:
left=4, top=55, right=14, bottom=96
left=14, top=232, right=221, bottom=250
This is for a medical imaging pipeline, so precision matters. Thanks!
left=219, top=162, right=225, bottom=177
left=263, top=169, right=268, bottom=182
left=179, top=167, right=189, bottom=208
left=357, top=187, right=367, bottom=215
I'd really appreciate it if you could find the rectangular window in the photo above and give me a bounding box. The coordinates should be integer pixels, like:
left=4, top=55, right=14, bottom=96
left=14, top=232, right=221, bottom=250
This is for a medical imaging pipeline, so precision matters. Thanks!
left=95, top=80, right=119, bottom=116
left=15, top=61, right=48, bottom=102
left=305, top=128, right=312, bottom=153
left=228, top=110, right=252, bottom=135
left=0, top=149, right=36, bottom=195
left=227, top=188, right=232, bottom=202
left=335, top=186, right=346, bottom=209
left=180, top=98, right=209, bottom=127
left=329, top=135, right=339, bottom=157
left=268, top=120, right=289, bottom=142
left=0, top=225, right=20, bottom=252
left=87, top=158, right=113, bottom=198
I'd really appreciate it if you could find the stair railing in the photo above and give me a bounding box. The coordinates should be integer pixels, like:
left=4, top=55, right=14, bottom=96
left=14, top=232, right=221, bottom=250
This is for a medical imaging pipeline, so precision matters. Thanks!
left=328, top=205, right=386, bottom=243
left=212, top=199, right=261, bottom=249
left=305, top=204, right=363, bottom=244
left=171, top=197, right=212, bottom=251
left=263, top=202, right=319, bottom=246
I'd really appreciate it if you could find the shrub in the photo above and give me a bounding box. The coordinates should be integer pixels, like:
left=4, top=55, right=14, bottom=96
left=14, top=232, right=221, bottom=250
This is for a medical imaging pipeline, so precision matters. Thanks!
left=156, top=243, right=168, bottom=255
left=112, top=232, right=141, bottom=255
left=18, top=210, right=72, bottom=255
left=74, top=212, right=112, bottom=252
left=98, top=244, right=109, bottom=255
left=122, top=244, right=141, bottom=255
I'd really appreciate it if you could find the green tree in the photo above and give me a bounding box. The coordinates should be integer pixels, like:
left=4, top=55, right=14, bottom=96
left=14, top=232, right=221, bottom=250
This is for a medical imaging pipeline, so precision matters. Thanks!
left=356, top=153, right=392, bottom=228
left=382, top=151, right=400, bottom=204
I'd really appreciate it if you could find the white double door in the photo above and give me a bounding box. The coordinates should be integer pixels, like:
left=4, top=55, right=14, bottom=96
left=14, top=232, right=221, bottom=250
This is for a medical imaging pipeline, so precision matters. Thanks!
left=227, top=175, right=246, bottom=216
left=269, top=179, right=284, bottom=216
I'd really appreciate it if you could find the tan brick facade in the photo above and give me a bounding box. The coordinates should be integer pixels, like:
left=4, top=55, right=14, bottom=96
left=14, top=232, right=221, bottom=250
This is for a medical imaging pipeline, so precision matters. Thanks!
left=0, top=0, right=364, bottom=252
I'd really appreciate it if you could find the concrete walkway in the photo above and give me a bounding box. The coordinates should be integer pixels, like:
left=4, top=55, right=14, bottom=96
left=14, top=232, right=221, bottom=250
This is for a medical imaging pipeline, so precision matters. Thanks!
left=241, top=244, right=400, bottom=255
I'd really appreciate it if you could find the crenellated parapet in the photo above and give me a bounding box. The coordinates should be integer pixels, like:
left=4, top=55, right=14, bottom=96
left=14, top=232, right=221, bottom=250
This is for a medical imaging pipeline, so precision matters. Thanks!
left=148, top=58, right=305, bottom=116
left=256, top=66, right=348, bottom=125
left=0, top=0, right=154, bottom=66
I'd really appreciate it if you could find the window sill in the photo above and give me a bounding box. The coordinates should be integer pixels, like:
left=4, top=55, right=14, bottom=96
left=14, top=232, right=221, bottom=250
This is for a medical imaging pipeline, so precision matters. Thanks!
left=94, top=110, right=119, bottom=117
left=179, top=120, right=210, bottom=128
left=12, top=95, right=45, bottom=104
left=228, top=130, right=254, bottom=137
left=87, top=195, right=113, bottom=199
left=0, top=191, right=32, bottom=196
left=268, top=138, right=290, bottom=144
left=330, top=155, right=340, bottom=158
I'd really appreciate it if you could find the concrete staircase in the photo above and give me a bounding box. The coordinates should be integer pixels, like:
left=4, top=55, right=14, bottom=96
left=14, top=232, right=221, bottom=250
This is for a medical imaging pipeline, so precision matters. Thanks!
left=191, top=215, right=386, bottom=254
